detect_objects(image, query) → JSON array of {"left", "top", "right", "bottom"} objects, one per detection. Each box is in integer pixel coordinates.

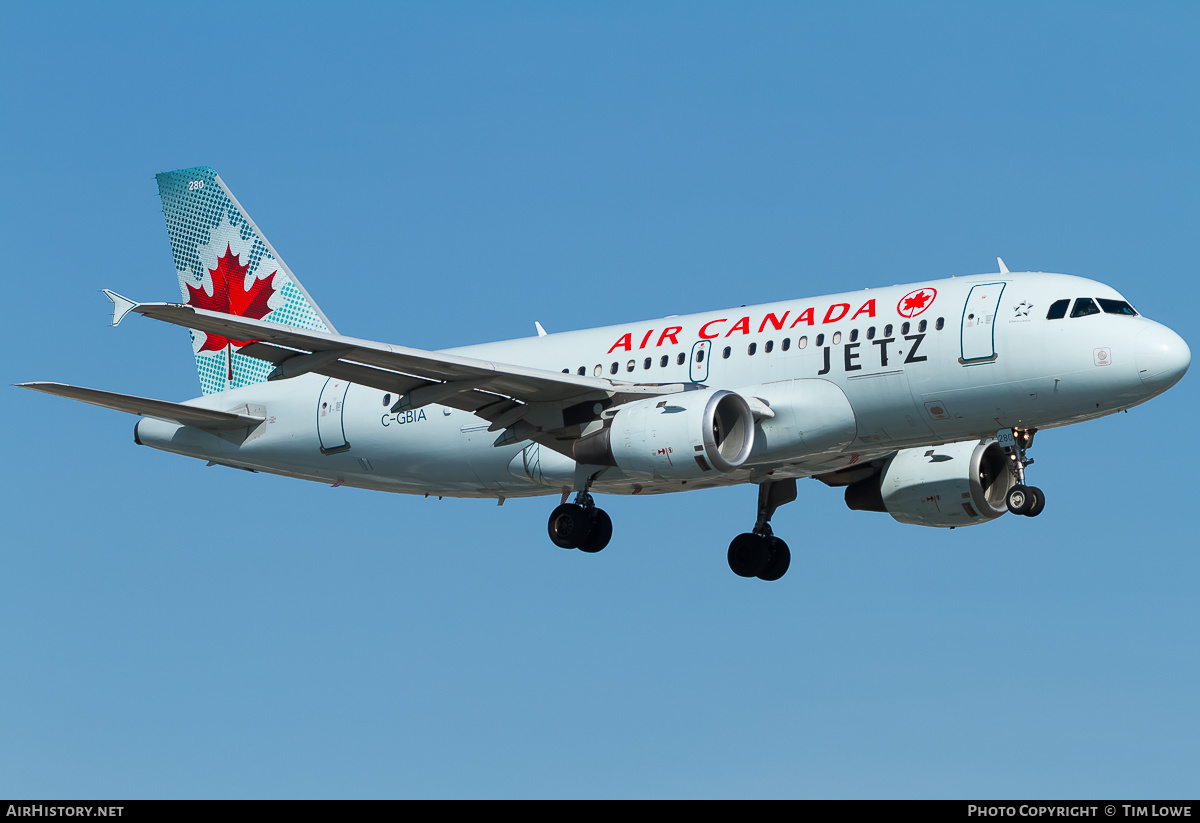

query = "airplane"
[{"left": 19, "top": 167, "right": 1191, "bottom": 581}]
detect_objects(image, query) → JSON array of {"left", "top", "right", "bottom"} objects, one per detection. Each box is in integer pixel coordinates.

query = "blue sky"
[{"left": 2, "top": 2, "right": 1197, "bottom": 798}]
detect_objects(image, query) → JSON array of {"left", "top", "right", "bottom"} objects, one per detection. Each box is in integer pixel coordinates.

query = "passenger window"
[
  {"left": 643, "top": 358, "right": 651, "bottom": 369},
  {"left": 765, "top": 340, "right": 774, "bottom": 353},
  {"left": 660, "top": 355, "right": 669, "bottom": 368},
  {"left": 594, "top": 365, "right": 603, "bottom": 376},
  {"left": 610, "top": 362, "right": 619, "bottom": 375},
  {"left": 867, "top": 326, "right": 875, "bottom": 340},
  {"left": 627, "top": 360, "right": 635, "bottom": 372},
  {"left": 935, "top": 317, "right": 944, "bottom": 330},
  {"left": 578, "top": 367, "right": 586, "bottom": 376},
  {"left": 832, "top": 331, "right": 842, "bottom": 345},
  {"left": 723, "top": 346, "right": 731, "bottom": 359},
  {"left": 1070, "top": 298, "right": 1100, "bottom": 318},
  {"left": 676, "top": 352, "right": 686, "bottom": 365},
  {"left": 850, "top": 329, "right": 859, "bottom": 342},
  {"left": 695, "top": 349, "right": 704, "bottom": 363},
  {"left": 1046, "top": 299, "right": 1069, "bottom": 320},
  {"left": 884, "top": 324, "right": 893, "bottom": 337},
  {"left": 1098, "top": 298, "right": 1137, "bottom": 316},
  {"left": 781, "top": 338, "right": 791, "bottom": 351},
  {"left": 748, "top": 342, "right": 757, "bottom": 356},
  {"left": 798, "top": 336, "right": 808, "bottom": 349},
  {"left": 901, "top": 322, "right": 910, "bottom": 335},
  {"left": 815, "top": 334, "right": 824, "bottom": 346}
]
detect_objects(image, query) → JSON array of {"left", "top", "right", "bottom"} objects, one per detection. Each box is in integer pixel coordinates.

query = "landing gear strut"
[
  {"left": 1002, "top": 427, "right": 1046, "bottom": 518},
  {"left": 727, "top": 479, "right": 796, "bottom": 581},
  {"left": 547, "top": 468, "right": 613, "bottom": 553}
]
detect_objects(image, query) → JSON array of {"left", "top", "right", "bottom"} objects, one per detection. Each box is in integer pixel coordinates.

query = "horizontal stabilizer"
[{"left": 17, "top": 382, "right": 264, "bottom": 430}]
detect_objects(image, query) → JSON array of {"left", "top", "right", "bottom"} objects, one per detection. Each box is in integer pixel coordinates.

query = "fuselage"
[{"left": 135, "top": 271, "right": 1190, "bottom": 499}]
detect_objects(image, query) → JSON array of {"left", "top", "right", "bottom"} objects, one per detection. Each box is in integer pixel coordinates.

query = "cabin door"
[
  {"left": 960, "top": 282, "right": 1006, "bottom": 363},
  {"left": 317, "top": 377, "right": 351, "bottom": 454}
]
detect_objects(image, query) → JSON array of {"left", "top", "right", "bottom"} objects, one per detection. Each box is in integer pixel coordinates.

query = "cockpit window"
[
  {"left": 1046, "top": 299, "right": 1069, "bottom": 320},
  {"left": 1070, "top": 298, "right": 1100, "bottom": 318},
  {"left": 1098, "top": 298, "right": 1137, "bottom": 316}
]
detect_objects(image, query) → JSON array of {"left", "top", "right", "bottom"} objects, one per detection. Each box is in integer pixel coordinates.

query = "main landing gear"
[
  {"left": 544, "top": 474, "right": 798, "bottom": 580},
  {"left": 548, "top": 491, "right": 613, "bottom": 553},
  {"left": 1002, "top": 427, "right": 1046, "bottom": 518},
  {"left": 727, "top": 479, "right": 796, "bottom": 581}
]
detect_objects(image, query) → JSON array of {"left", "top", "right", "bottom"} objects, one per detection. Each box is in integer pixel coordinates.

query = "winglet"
[
  {"left": 535, "top": 321, "right": 548, "bottom": 337},
  {"left": 102, "top": 289, "right": 139, "bottom": 327},
  {"left": 997, "top": 257, "right": 1010, "bottom": 274}
]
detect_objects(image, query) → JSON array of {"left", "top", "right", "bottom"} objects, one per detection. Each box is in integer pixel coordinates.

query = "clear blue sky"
[{"left": 2, "top": 2, "right": 1197, "bottom": 799}]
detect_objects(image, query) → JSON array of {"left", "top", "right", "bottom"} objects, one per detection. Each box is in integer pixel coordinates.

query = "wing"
[{"left": 129, "top": 301, "right": 686, "bottom": 450}]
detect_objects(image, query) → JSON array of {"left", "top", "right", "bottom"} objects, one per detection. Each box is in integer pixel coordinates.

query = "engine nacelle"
[
  {"left": 845, "top": 439, "right": 1015, "bottom": 528},
  {"left": 574, "top": 389, "right": 755, "bottom": 481}
]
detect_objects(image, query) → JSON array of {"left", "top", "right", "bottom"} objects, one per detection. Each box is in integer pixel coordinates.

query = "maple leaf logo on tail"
[{"left": 185, "top": 244, "right": 278, "bottom": 380}]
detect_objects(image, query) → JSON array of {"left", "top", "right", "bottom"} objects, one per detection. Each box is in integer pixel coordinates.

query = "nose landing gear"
[{"left": 1002, "top": 428, "right": 1046, "bottom": 518}]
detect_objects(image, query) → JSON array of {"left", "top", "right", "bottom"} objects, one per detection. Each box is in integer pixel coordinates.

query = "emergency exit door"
[{"left": 690, "top": 340, "right": 711, "bottom": 383}]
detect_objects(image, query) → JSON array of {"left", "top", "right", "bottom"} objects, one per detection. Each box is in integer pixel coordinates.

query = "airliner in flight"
[{"left": 20, "top": 168, "right": 1190, "bottom": 580}]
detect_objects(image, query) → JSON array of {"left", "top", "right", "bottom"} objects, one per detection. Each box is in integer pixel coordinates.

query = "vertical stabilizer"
[{"left": 156, "top": 167, "right": 336, "bottom": 395}]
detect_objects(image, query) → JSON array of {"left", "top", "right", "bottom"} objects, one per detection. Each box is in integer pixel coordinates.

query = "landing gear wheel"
[
  {"left": 1001, "top": 428, "right": 1047, "bottom": 518},
  {"left": 578, "top": 509, "right": 612, "bottom": 553},
  {"left": 548, "top": 503, "right": 594, "bottom": 549},
  {"left": 1006, "top": 484, "right": 1033, "bottom": 516},
  {"left": 728, "top": 533, "right": 770, "bottom": 578},
  {"left": 726, "top": 480, "right": 799, "bottom": 580},
  {"left": 757, "top": 536, "right": 791, "bottom": 581},
  {"left": 1024, "top": 486, "right": 1046, "bottom": 517}
]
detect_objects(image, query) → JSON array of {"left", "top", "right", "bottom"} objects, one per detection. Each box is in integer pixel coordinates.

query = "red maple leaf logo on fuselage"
[
  {"left": 186, "top": 244, "right": 277, "bottom": 352},
  {"left": 896, "top": 287, "right": 937, "bottom": 318}
]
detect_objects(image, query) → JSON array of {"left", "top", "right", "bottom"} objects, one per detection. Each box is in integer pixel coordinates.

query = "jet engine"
[
  {"left": 844, "top": 439, "right": 1015, "bottom": 527},
  {"left": 573, "top": 388, "right": 755, "bottom": 481}
]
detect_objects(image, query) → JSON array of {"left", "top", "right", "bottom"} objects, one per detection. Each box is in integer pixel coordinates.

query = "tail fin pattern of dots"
[{"left": 156, "top": 167, "right": 337, "bottom": 395}]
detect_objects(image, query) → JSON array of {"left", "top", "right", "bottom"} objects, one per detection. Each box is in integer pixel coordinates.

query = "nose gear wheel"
[{"left": 1002, "top": 428, "right": 1046, "bottom": 518}]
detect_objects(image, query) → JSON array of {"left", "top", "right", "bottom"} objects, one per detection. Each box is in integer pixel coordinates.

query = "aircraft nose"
[{"left": 1135, "top": 322, "right": 1190, "bottom": 393}]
